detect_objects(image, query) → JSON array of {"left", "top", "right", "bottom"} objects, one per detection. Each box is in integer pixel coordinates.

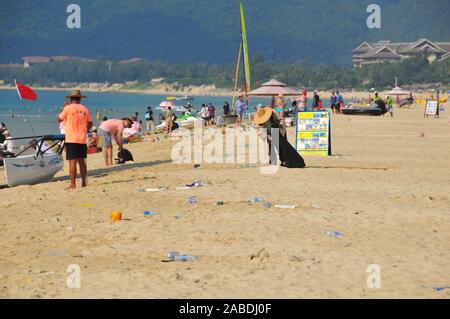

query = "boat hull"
[{"left": 4, "top": 153, "right": 64, "bottom": 187}]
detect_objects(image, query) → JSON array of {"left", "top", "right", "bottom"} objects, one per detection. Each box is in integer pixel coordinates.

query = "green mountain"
[{"left": 0, "top": 0, "right": 449, "bottom": 65}]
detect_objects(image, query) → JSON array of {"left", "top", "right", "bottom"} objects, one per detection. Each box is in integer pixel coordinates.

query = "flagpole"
[{"left": 15, "top": 79, "right": 37, "bottom": 136}]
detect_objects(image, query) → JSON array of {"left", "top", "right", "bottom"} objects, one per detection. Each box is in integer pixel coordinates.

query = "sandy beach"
[{"left": 1, "top": 104, "right": 450, "bottom": 299}]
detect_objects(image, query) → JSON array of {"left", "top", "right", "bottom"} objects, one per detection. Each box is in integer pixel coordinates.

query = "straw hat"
[
  {"left": 253, "top": 107, "right": 273, "bottom": 125},
  {"left": 66, "top": 89, "right": 87, "bottom": 99}
]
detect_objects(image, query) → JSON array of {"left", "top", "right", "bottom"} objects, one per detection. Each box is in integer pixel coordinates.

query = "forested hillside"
[{"left": 1, "top": 0, "right": 449, "bottom": 65}]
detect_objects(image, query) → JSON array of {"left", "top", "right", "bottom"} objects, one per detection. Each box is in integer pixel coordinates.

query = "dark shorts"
[
  {"left": 331, "top": 104, "right": 336, "bottom": 109},
  {"left": 66, "top": 143, "right": 87, "bottom": 160}
]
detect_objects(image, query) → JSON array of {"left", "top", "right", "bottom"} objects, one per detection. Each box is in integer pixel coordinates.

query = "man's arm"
[
  {"left": 115, "top": 129, "right": 124, "bottom": 150},
  {"left": 87, "top": 121, "right": 93, "bottom": 131}
]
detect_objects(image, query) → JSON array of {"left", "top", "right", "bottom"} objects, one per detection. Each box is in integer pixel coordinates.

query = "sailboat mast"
[{"left": 232, "top": 42, "right": 243, "bottom": 108}]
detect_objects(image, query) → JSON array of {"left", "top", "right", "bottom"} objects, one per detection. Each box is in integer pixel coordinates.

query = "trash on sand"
[
  {"left": 80, "top": 204, "right": 96, "bottom": 207},
  {"left": 275, "top": 204, "right": 298, "bottom": 209},
  {"left": 111, "top": 211, "right": 122, "bottom": 222},
  {"left": 194, "top": 164, "right": 201, "bottom": 169},
  {"left": 216, "top": 201, "right": 225, "bottom": 206},
  {"left": 326, "top": 231, "right": 344, "bottom": 238},
  {"left": 174, "top": 213, "right": 181, "bottom": 220},
  {"left": 248, "top": 196, "right": 263, "bottom": 204},
  {"left": 263, "top": 202, "right": 272, "bottom": 208},
  {"left": 176, "top": 187, "right": 191, "bottom": 191},
  {"left": 165, "top": 251, "right": 197, "bottom": 262},
  {"left": 188, "top": 196, "right": 198, "bottom": 204},
  {"left": 186, "top": 180, "right": 210, "bottom": 188},
  {"left": 432, "top": 286, "right": 450, "bottom": 292},
  {"left": 138, "top": 187, "right": 168, "bottom": 192},
  {"left": 312, "top": 204, "right": 321, "bottom": 209},
  {"left": 143, "top": 211, "right": 160, "bottom": 217}
]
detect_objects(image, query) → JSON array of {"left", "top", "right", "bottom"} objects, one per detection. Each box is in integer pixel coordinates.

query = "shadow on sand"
[{"left": 0, "top": 159, "right": 172, "bottom": 188}]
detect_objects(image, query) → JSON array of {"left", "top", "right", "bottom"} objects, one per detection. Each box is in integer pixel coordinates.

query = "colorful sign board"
[
  {"left": 425, "top": 100, "right": 439, "bottom": 117},
  {"left": 296, "top": 112, "right": 331, "bottom": 156}
]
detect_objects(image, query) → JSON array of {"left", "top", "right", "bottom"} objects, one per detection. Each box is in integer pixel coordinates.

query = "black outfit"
[
  {"left": 145, "top": 110, "right": 154, "bottom": 121},
  {"left": 265, "top": 114, "right": 305, "bottom": 169},
  {"left": 312, "top": 94, "right": 320, "bottom": 109},
  {"left": 223, "top": 103, "right": 231, "bottom": 116},
  {"left": 66, "top": 143, "right": 87, "bottom": 160}
]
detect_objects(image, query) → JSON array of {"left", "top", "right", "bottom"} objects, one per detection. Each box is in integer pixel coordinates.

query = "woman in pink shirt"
[{"left": 98, "top": 118, "right": 133, "bottom": 166}]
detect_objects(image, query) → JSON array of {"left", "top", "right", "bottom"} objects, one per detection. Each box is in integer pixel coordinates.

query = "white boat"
[
  {"left": 3, "top": 135, "right": 65, "bottom": 187},
  {"left": 156, "top": 115, "right": 204, "bottom": 131}
]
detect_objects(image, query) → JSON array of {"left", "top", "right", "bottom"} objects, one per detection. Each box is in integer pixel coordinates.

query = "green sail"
[{"left": 240, "top": 2, "right": 251, "bottom": 94}]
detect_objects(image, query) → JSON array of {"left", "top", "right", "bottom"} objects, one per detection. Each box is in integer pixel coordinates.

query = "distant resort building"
[
  {"left": 23, "top": 56, "right": 51, "bottom": 68},
  {"left": 352, "top": 38, "right": 450, "bottom": 68},
  {"left": 22, "top": 56, "right": 96, "bottom": 68}
]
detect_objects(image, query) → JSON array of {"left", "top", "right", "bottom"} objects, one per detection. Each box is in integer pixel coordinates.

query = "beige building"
[{"left": 352, "top": 39, "right": 450, "bottom": 68}]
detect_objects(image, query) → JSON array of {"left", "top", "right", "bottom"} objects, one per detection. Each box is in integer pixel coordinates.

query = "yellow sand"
[{"left": 1, "top": 105, "right": 450, "bottom": 298}]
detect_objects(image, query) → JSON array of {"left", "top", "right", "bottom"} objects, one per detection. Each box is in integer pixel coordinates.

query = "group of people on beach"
[{"left": 57, "top": 89, "right": 137, "bottom": 189}]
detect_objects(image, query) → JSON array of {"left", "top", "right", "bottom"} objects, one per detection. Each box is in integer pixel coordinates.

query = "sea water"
[{"left": 0, "top": 89, "right": 330, "bottom": 137}]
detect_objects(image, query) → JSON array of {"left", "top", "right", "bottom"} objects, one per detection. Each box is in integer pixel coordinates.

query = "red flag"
[{"left": 15, "top": 80, "right": 37, "bottom": 101}]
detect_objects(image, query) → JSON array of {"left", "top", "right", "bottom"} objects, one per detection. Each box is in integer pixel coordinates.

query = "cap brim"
[{"left": 66, "top": 95, "right": 87, "bottom": 99}]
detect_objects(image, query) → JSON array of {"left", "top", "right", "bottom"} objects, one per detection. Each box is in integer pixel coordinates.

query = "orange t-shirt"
[{"left": 58, "top": 103, "right": 92, "bottom": 144}]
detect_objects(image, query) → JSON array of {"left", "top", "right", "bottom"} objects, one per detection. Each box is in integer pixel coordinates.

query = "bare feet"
[{"left": 65, "top": 186, "right": 76, "bottom": 191}]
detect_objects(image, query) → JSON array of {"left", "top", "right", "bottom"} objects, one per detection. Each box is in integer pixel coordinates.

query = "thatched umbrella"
[{"left": 248, "top": 79, "right": 300, "bottom": 107}]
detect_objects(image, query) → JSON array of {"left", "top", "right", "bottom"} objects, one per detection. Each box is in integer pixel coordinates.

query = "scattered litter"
[
  {"left": 248, "top": 196, "right": 263, "bottom": 204},
  {"left": 176, "top": 187, "right": 191, "bottom": 191},
  {"left": 111, "top": 211, "right": 122, "bottom": 222},
  {"left": 186, "top": 180, "right": 210, "bottom": 188},
  {"left": 138, "top": 187, "right": 168, "bottom": 192},
  {"left": 164, "top": 252, "right": 197, "bottom": 262},
  {"left": 432, "top": 286, "right": 450, "bottom": 292},
  {"left": 143, "top": 211, "right": 160, "bottom": 217},
  {"left": 194, "top": 164, "right": 201, "bottom": 169},
  {"left": 312, "top": 204, "right": 321, "bottom": 209},
  {"left": 326, "top": 231, "right": 344, "bottom": 238},
  {"left": 216, "top": 201, "right": 225, "bottom": 206},
  {"left": 275, "top": 204, "right": 298, "bottom": 209},
  {"left": 80, "top": 204, "right": 95, "bottom": 207},
  {"left": 417, "top": 132, "right": 425, "bottom": 138},
  {"left": 188, "top": 196, "right": 198, "bottom": 204},
  {"left": 263, "top": 202, "right": 272, "bottom": 208},
  {"left": 174, "top": 213, "right": 181, "bottom": 220}
]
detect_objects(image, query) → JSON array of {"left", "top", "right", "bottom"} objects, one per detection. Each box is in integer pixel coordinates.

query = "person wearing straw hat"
[
  {"left": 58, "top": 89, "right": 93, "bottom": 190},
  {"left": 254, "top": 107, "right": 305, "bottom": 168}
]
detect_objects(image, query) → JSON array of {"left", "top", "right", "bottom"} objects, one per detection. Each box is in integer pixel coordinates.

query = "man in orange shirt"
[{"left": 58, "top": 90, "right": 93, "bottom": 190}]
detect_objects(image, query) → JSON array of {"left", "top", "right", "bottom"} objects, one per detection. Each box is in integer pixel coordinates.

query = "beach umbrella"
[
  {"left": 386, "top": 86, "right": 410, "bottom": 96},
  {"left": 248, "top": 79, "right": 300, "bottom": 97},
  {"left": 159, "top": 101, "right": 174, "bottom": 108}
]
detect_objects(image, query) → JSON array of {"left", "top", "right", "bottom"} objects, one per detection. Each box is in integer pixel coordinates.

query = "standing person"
[
  {"left": 145, "top": 106, "right": 155, "bottom": 133},
  {"left": 207, "top": 103, "right": 216, "bottom": 125},
  {"left": 276, "top": 94, "right": 285, "bottom": 116},
  {"left": 234, "top": 96, "right": 246, "bottom": 125},
  {"left": 299, "top": 89, "right": 307, "bottom": 112},
  {"left": 165, "top": 107, "right": 174, "bottom": 132},
  {"left": 312, "top": 91, "right": 320, "bottom": 111},
  {"left": 386, "top": 95, "right": 394, "bottom": 117},
  {"left": 98, "top": 117, "right": 133, "bottom": 166},
  {"left": 57, "top": 90, "right": 93, "bottom": 190},
  {"left": 336, "top": 91, "right": 344, "bottom": 114},
  {"left": 59, "top": 99, "right": 70, "bottom": 134},
  {"left": 223, "top": 102, "right": 231, "bottom": 116},
  {"left": 199, "top": 104, "right": 209, "bottom": 126},
  {"left": 330, "top": 92, "right": 337, "bottom": 114}
]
